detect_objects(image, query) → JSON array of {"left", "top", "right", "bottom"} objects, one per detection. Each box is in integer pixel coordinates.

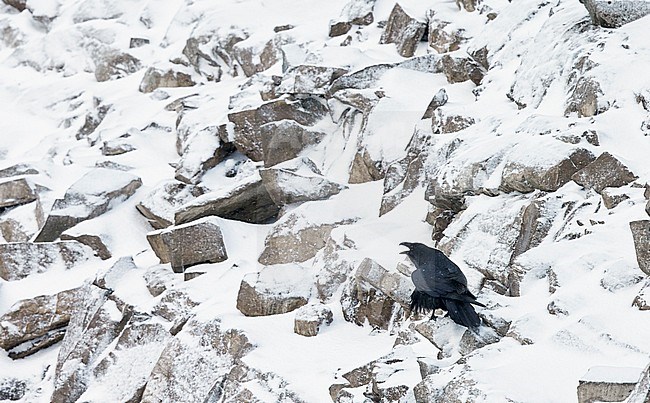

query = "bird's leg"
[{"left": 430, "top": 311, "right": 437, "bottom": 321}]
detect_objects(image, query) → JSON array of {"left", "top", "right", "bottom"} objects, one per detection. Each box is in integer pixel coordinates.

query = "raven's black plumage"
[{"left": 400, "top": 242, "right": 484, "bottom": 328}]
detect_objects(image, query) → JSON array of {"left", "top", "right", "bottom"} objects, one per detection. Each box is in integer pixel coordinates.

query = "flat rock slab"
[
  {"left": 147, "top": 216, "right": 228, "bottom": 272},
  {"left": 35, "top": 168, "right": 142, "bottom": 242},
  {"left": 236, "top": 263, "right": 313, "bottom": 316},
  {"left": 260, "top": 162, "right": 345, "bottom": 206},
  {"left": 630, "top": 220, "right": 650, "bottom": 275},
  {"left": 577, "top": 366, "right": 642, "bottom": 403},
  {"left": 571, "top": 152, "right": 637, "bottom": 193},
  {"left": 0, "top": 178, "right": 37, "bottom": 209},
  {"left": 174, "top": 173, "right": 279, "bottom": 225},
  {"left": 0, "top": 288, "right": 83, "bottom": 351},
  {"left": 136, "top": 180, "right": 207, "bottom": 229},
  {"left": 0, "top": 241, "right": 97, "bottom": 281}
]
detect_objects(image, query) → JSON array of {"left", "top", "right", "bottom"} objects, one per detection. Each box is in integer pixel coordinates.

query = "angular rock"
[
  {"left": 236, "top": 264, "right": 312, "bottom": 316},
  {"left": 260, "top": 162, "right": 345, "bottom": 206},
  {"left": 329, "top": 21, "right": 352, "bottom": 37},
  {"left": 174, "top": 173, "right": 280, "bottom": 225},
  {"left": 143, "top": 264, "right": 178, "bottom": 297},
  {"left": 277, "top": 65, "right": 348, "bottom": 95},
  {"left": 329, "top": 0, "right": 375, "bottom": 37},
  {"left": 458, "top": 327, "right": 500, "bottom": 356},
  {"left": 581, "top": 0, "right": 650, "bottom": 28},
  {"left": 294, "top": 303, "right": 333, "bottom": 336},
  {"left": 0, "top": 178, "right": 37, "bottom": 208},
  {"left": 139, "top": 67, "right": 195, "bottom": 93},
  {"left": 258, "top": 220, "right": 335, "bottom": 265},
  {"left": 151, "top": 289, "right": 200, "bottom": 324},
  {"left": 440, "top": 55, "right": 485, "bottom": 85},
  {"left": 94, "top": 52, "right": 142, "bottom": 82},
  {"left": 182, "top": 36, "right": 223, "bottom": 81},
  {"left": 0, "top": 378, "right": 26, "bottom": 401},
  {"left": 422, "top": 88, "right": 448, "bottom": 119},
  {"left": 633, "top": 278, "right": 650, "bottom": 311},
  {"left": 0, "top": 288, "right": 82, "bottom": 354},
  {"left": 147, "top": 217, "right": 228, "bottom": 273},
  {"left": 601, "top": 187, "right": 630, "bottom": 209},
  {"left": 101, "top": 139, "right": 136, "bottom": 156},
  {"left": 431, "top": 109, "right": 475, "bottom": 134},
  {"left": 572, "top": 152, "right": 637, "bottom": 193},
  {"left": 341, "top": 259, "right": 411, "bottom": 330},
  {"left": 577, "top": 366, "right": 641, "bottom": 403},
  {"left": 76, "top": 100, "right": 111, "bottom": 141},
  {"left": 380, "top": 3, "right": 427, "bottom": 58},
  {"left": 34, "top": 168, "right": 142, "bottom": 242},
  {"left": 0, "top": 241, "right": 96, "bottom": 281},
  {"left": 427, "top": 16, "right": 464, "bottom": 54},
  {"left": 228, "top": 98, "right": 328, "bottom": 162},
  {"left": 136, "top": 180, "right": 207, "bottom": 229},
  {"left": 232, "top": 37, "right": 284, "bottom": 77},
  {"left": 0, "top": 163, "right": 39, "bottom": 179},
  {"left": 0, "top": 200, "right": 45, "bottom": 242},
  {"left": 80, "top": 320, "right": 172, "bottom": 403},
  {"left": 60, "top": 231, "right": 111, "bottom": 260},
  {"left": 141, "top": 318, "right": 252, "bottom": 403},
  {"left": 626, "top": 362, "right": 650, "bottom": 403},
  {"left": 261, "top": 120, "right": 327, "bottom": 167},
  {"left": 52, "top": 284, "right": 133, "bottom": 403},
  {"left": 630, "top": 220, "right": 650, "bottom": 275},
  {"left": 2, "top": 0, "right": 26, "bottom": 12},
  {"left": 175, "top": 128, "right": 236, "bottom": 184},
  {"left": 93, "top": 256, "right": 136, "bottom": 291},
  {"left": 129, "top": 37, "right": 150, "bottom": 48},
  {"left": 565, "top": 77, "right": 603, "bottom": 118},
  {"left": 501, "top": 148, "right": 595, "bottom": 193},
  {"left": 313, "top": 233, "right": 358, "bottom": 300},
  {"left": 349, "top": 148, "right": 384, "bottom": 184}
]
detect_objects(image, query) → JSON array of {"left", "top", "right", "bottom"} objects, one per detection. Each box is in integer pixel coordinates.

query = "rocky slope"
[{"left": 0, "top": 0, "right": 649, "bottom": 402}]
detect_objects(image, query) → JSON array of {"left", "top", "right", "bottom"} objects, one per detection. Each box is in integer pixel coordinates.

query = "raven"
[{"left": 400, "top": 242, "right": 484, "bottom": 328}]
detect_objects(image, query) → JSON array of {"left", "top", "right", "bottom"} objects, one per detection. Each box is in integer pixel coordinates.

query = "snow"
[{"left": 1, "top": 0, "right": 650, "bottom": 401}]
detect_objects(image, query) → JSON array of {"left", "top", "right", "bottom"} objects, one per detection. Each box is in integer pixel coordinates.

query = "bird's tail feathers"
[
  {"left": 410, "top": 290, "right": 438, "bottom": 314},
  {"left": 443, "top": 299, "right": 481, "bottom": 328}
]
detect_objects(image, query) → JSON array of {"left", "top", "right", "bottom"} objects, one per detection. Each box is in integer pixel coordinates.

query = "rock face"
[
  {"left": 626, "top": 363, "right": 650, "bottom": 403},
  {"left": 577, "top": 366, "right": 641, "bottom": 403},
  {"left": 259, "top": 221, "right": 336, "bottom": 265},
  {"left": 141, "top": 318, "right": 252, "bottom": 403},
  {"left": 228, "top": 98, "right": 328, "bottom": 162},
  {"left": 328, "top": 0, "right": 375, "bottom": 37},
  {"left": 147, "top": 217, "right": 228, "bottom": 272},
  {"left": 380, "top": 3, "right": 427, "bottom": 58},
  {"left": 293, "top": 303, "right": 333, "bottom": 336},
  {"left": 95, "top": 52, "right": 142, "bottom": 82},
  {"left": 139, "top": 67, "right": 195, "bottom": 93},
  {"left": 0, "top": 178, "right": 37, "bottom": 208},
  {"left": 136, "top": 180, "right": 207, "bottom": 229},
  {"left": 259, "top": 161, "right": 345, "bottom": 206},
  {"left": 581, "top": 0, "right": 650, "bottom": 28},
  {"left": 341, "top": 258, "right": 413, "bottom": 330},
  {"left": 261, "top": 120, "right": 327, "bottom": 167},
  {"left": 175, "top": 128, "right": 236, "bottom": 184},
  {"left": 630, "top": 220, "right": 650, "bottom": 275},
  {"left": 0, "top": 241, "right": 96, "bottom": 281},
  {"left": 278, "top": 65, "right": 348, "bottom": 96},
  {"left": 0, "top": 200, "right": 45, "bottom": 242},
  {"left": 571, "top": 152, "right": 637, "bottom": 193},
  {"left": 236, "top": 264, "right": 312, "bottom": 316},
  {"left": 501, "top": 148, "right": 595, "bottom": 193},
  {"left": 34, "top": 169, "right": 142, "bottom": 242},
  {"left": 0, "top": 288, "right": 82, "bottom": 358},
  {"left": 51, "top": 284, "right": 133, "bottom": 403},
  {"left": 174, "top": 174, "right": 280, "bottom": 224}
]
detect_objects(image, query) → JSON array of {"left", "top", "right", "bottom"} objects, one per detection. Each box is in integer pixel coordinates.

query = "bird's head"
[{"left": 399, "top": 242, "right": 429, "bottom": 265}]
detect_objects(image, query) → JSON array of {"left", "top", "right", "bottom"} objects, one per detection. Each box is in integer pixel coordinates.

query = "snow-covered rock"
[
  {"left": 139, "top": 67, "right": 195, "bottom": 93},
  {"left": 261, "top": 120, "right": 327, "bottom": 167},
  {"left": 572, "top": 152, "right": 637, "bottom": 193},
  {"left": 0, "top": 241, "right": 97, "bottom": 281},
  {"left": 174, "top": 173, "right": 279, "bottom": 224},
  {"left": 136, "top": 181, "right": 208, "bottom": 229},
  {"left": 0, "top": 178, "right": 37, "bottom": 208},
  {"left": 147, "top": 217, "right": 228, "bottom": 273},
  {"left": 581, "top": 0, "right": 650, "bottom": 28},
  {"left": 577, "top": 366, "right": 641, "bottom": 403},
  {"left": 293, "top": 303, "right": 333, "bottom": 337},
  {"left": 236, "top": 263, "right": 312, "bottom": 316},
  {"left": 34, "top": 168, "right": 142, "bottom": 242},
  {"left": 630, "top": 220, "right": 650, "bottom": 275},
  {"left": 380, "top": 3, "right": 427, "bottom": 58}
]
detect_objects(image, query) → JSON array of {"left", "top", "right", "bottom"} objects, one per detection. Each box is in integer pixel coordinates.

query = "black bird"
[{"left": 400, "top": 242, "right": 485, "bottom": 328}]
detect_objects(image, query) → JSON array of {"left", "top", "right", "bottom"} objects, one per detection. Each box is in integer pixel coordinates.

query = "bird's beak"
[{"left": 399, "top": 242, "right": 412, "bottom": 254}]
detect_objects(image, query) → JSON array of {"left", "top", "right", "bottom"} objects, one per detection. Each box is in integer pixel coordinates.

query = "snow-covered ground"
[{"left": 1, "top": 0, "right": 649, "bottom": 401}]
